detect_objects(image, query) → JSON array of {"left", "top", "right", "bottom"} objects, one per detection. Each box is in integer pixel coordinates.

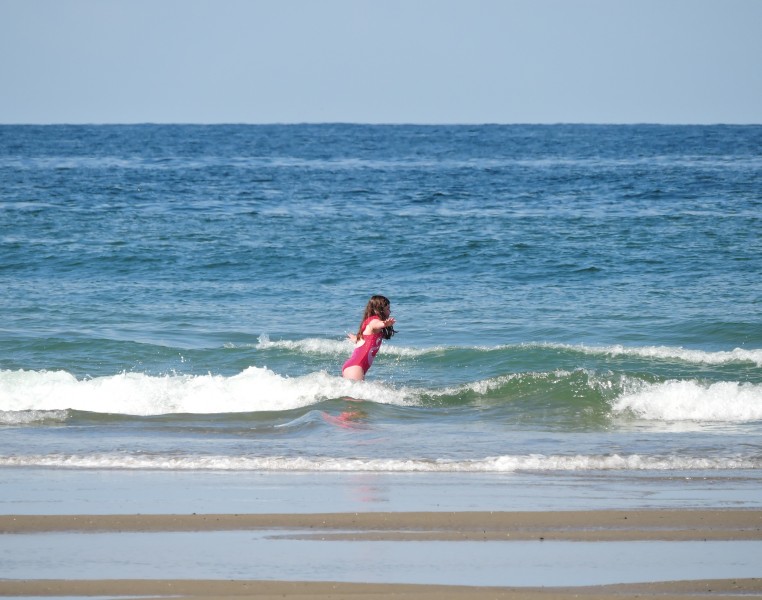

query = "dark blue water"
[{"left": 1, "top": 124, "right": 761, "bottom": 476}]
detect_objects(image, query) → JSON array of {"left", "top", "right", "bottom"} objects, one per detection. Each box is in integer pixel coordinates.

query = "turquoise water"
[{"left": 1, "top": 124, "right": 761, "bottom": 482}]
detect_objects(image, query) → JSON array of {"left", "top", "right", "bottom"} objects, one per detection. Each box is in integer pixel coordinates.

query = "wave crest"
[
  {"left": 613, "top": 380, "right": 762, "bottom": 422},
  {"left": 0, "top": 367, "right": 411, "bottom": 416},
  {"left": 539, "top": 342, "right": 762, "bottom": 367},
  {"left": 3, "top": 364, "right": 760, "bottom": 424},
  {"left": 255, "top": 334, "right": 431, "bottom": 358},
  {"left": 254, "top": 336, "right": 762, "bottom": 366}
]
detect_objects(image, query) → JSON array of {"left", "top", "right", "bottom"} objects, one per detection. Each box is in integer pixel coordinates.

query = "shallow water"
[
  {"left": 2, "top": 470, "right": 760, "bottom": 517},
  {"left": 2, "top": 530, "right": 761, "bottom": 587}
]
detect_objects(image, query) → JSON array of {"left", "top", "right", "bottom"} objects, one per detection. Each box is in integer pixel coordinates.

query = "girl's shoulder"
[{"left": 362, "top": 315, "right": 384, "bottom": 333}]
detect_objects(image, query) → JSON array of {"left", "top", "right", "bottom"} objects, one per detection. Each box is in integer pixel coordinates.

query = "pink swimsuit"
[{"left": 342, "top": 316, "right": 384, "bottom": 374}]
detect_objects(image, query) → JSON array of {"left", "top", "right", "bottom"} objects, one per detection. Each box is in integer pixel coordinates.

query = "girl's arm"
[
  {"left": 364, "top": 317, "right": 395, "bottom": 335},
  {"left": 346, "top": 317, "right": 396, "bottom": 342}
]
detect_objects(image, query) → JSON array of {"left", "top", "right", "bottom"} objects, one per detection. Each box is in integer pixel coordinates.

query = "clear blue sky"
[{"left": 2, "top": 0, "right": 761, "bottom": 124}]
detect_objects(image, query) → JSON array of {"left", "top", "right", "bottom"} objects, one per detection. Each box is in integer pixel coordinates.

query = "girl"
[{"left": 342, "top": 295, "right": 396, "bottom": 381}]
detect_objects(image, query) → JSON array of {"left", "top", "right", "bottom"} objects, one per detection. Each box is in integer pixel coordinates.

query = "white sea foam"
[
  {"left": 537, "top": 342, "right": 762, "bottom": 367},
  {"left": 255, "top": 336, "right": 762, "bottom": 366},
  {"left": 0, "top": 453, "right": 757, "bottom": 472},
  {"left": 255, "top": 334, "right": 348, "bottom": 355},
  {"left": 0, "top": 367, "right": 412, "bottom": 417},
  {"left": 0, "top": 409, "right": 69, "bottom": 425},
  {"left": 613, "top": 380, "right": 762, "bottom": 422},
  {"left": 255, "top": 334, "right": 441, "bottom": 358}
]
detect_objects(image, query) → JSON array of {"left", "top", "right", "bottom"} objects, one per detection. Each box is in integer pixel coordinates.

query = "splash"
[
  {"left": 612, "top": 380, "right": 762, "bottom": 422},
  {"left": 0, "top": 367, "right": 411, "bottom": 417}
]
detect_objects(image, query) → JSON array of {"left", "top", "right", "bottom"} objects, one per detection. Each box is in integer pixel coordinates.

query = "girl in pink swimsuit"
[{"left": 342, "top": 295, "right": 397, "bottom": 381}]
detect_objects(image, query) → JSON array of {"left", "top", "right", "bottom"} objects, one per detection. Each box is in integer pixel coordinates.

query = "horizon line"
[{"left": 2, "top": 121, "right": 760, "bottom": 127}]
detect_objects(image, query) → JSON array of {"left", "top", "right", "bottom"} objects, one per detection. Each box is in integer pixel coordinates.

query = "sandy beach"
[
  {"left": 3, "top": 509, "right": 762, "bottom": 540},
  {"left": 2, "top": 510, "right": 761, "bottom": 598},
  {"left": 1, "top": 577, "right": 761, "bottom": 599}
]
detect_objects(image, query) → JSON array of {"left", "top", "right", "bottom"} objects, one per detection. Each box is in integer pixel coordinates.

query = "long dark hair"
[{"left": 356, "top": 295, "right": 396, "bottom": 341}]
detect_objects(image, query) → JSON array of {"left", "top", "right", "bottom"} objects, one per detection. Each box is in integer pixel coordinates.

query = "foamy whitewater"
[{"left": 1, "top": 124, "right": 761, "bottom": 500}]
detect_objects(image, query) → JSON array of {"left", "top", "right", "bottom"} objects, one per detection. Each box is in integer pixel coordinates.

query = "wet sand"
[
  {"left": 1, "top": 577, "right": 761, "bottom": 599},
  {"left": 3, "top": 509, "right": 761, "bottom": 540},
  {"left": 2, "top": 510, "right": 761, "bottom": 598}
]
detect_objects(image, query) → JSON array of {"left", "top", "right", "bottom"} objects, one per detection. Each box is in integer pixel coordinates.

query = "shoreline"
[
  {"left": 3, "top": 509, "right": 761, "bottom": 541},
  {"left": 4, "top": 510, "right": 761, "bottom": 597},
  {"left": 2, "top": 578, "right": 761, "bottom": 598}
]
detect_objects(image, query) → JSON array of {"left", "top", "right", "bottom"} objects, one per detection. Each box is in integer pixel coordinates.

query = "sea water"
[
  {"left": 3, "top": 530, "right": 762, "bottom": 586},
  {"left": 1, "top": 124, "right": 761, "bottom": 509}
]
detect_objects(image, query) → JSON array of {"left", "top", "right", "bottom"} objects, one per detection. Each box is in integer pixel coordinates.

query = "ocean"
[{"left": 1, "top": 124, "right": 761, "bottom": 512}]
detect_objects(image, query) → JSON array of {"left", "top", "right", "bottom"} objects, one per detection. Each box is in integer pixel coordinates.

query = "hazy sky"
[{"left": 2, "top": 0, "right": 761, "bottom": 124}]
